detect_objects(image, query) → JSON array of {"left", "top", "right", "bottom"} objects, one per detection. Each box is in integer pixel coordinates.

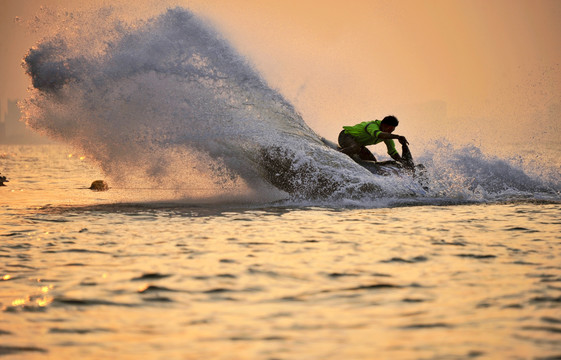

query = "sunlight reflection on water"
[{"left": 1, "top": 145, "right": 560, "bottom": 359}]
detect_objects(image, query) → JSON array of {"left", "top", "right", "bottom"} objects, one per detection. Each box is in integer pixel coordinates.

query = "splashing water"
[
  {"left": 419, "top": 141, "right": 560, "bottom": 202},
  {"left": 20, "top": 6, "right": 560, "bottom": 204},
  {"left": 21, "top": 7, "right": 381, "bottom": 201}
]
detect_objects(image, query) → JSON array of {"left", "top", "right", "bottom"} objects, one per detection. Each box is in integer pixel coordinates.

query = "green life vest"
[{"left": 342, "top": 120, "right": 398, "bottom": 156}]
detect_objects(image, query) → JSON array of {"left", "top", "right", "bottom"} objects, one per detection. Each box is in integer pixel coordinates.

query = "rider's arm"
[
  {"left": 384, "top": 140, "right": 402, "bottom": 161},
  {"left": 377, "top": 132, "right": 409, "bottom": 145}
]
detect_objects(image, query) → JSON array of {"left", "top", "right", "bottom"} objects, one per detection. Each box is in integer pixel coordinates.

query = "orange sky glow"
[{"left": 1, "top": 0, "right": 560, "bottom": 145}]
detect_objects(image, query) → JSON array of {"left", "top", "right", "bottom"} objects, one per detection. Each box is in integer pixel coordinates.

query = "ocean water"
[
  {"left": 1, "top": 144, "right": 561, "bottom": 360},
  {"left": 2, "top": 5, "right": 561, "bottom": 359}
]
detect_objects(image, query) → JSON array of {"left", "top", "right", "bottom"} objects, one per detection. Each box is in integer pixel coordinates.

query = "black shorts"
[
  {"left": 338, "top": 130, "right": 360, "bottom": 149},
  {"left": 338, "top": 130, "right": 376, "bottom": 161}
]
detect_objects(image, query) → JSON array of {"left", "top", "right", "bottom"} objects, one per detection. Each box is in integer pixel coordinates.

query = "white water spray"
[{"left": 20, "top": 6, "right": 560, "bottom": 204}]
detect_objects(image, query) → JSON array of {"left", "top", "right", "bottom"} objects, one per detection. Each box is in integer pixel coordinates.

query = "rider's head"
[{"left": 381, "top": 115, "right": 399, "bottom": 133}]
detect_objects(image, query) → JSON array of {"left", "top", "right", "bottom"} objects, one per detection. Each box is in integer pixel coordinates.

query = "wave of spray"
[
  {"left": 20, "top": 6, "right": 559, "bottom": 205},
  {"left": 21, "top": 7, "right": 386, "bottom": 201},
  {"left": 418, "top": 141, "right": 560, "bottom": 202}
]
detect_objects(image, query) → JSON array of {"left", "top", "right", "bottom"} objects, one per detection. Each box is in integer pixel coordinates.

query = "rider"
[{"left": 338, "top": 115, "right": 409, "bottom": 163}]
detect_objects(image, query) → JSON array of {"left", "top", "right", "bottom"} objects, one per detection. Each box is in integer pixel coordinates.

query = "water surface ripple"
[{"left": 2, "top": 197, "right": 561, "bottom": 359}]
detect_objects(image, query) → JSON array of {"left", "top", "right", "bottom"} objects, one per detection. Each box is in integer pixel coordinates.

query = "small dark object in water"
[
  {"left": 89, "top": 180, "right": 109, "bottom": 191},
  {"left": 0, "top": 173, "right": 8, "bottom": 186}
]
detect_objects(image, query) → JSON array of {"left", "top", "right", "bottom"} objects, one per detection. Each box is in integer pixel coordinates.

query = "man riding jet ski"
[
  {"left": 339, "top": 115, "right": 412, "bottom": 166},
  {"left": 322, "top": 115, "right": 422, "bottom": 176}
]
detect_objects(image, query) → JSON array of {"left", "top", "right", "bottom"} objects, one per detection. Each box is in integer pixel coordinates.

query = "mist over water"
[{"left": 20, "top": 6, "right": 560, "bottom": 205}]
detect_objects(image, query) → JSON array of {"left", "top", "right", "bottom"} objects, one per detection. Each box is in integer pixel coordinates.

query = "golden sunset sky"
[{"left": 1, "top": 0, "right": 560, "bottom": 143}]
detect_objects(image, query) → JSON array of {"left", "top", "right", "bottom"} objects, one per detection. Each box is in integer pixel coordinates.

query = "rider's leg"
[
  {"left": 338, "top": 130, "right": 362, "bottom": 157},
  {"left": 358, "top": 147, "right": 377, "bottom": 161}
]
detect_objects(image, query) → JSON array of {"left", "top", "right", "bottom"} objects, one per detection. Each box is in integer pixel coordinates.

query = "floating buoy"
[{"left": 89, "top": 180, "right": 109, "bottom": 191}]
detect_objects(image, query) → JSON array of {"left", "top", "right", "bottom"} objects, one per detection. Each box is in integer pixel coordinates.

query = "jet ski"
[
  {"left": 258, "top": 138, "right": 428, "bottom": 199},
  {"left": 320, "top": 137, "right": 425, "bottom": 177}
]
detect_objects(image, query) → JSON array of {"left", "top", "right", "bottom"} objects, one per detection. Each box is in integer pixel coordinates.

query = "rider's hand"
[{"left": 397, "top": 136, "right": 409, "bottom": 145}]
